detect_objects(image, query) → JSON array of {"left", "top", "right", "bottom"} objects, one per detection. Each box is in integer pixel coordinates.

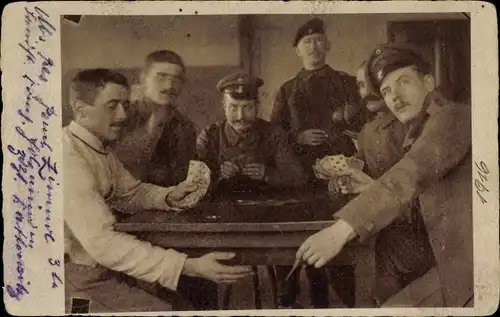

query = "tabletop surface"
[{"left": 115, "top": 187, "right": 353, "bottom": 233}]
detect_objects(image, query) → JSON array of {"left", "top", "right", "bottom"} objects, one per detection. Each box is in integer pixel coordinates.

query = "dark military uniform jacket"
[
  {"left": 270, "top": 65, "right": 365, "bottom": 178},
  {"left": 356, "top": 111, "right": 407, "bottom": 178},
  {"left": 336, "top": 93, "right": 473, "bottom": 306},
  {"left": 112, "top": 92, "right": 197, "bottom": 187},
  {"left": 196, "top": 119, "right": 307, "bottom": 192}
]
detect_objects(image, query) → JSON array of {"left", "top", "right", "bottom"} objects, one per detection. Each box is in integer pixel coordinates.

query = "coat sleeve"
[
  {"left": 64, "top": 151, "right": 187, "bottom": 290},
  {"left": 270, "top": 85, "right": 292, "bottom": 132},
  {"left": 335, "top": 105, "right": 472, "bottom": 241},
  {"left": 265, "top": 127, "right": 308, "bottom": 187},
  {"left": 148, "top": 119, "right": 198, "bottom": 186},
  {"left": 196, "top": 125, "right": 221, "bottom": 181}
]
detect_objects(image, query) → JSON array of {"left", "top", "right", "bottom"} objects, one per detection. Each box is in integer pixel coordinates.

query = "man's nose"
[
  {"left": 115, "top": 103, "right": 128, "bottom": 121},
  {"left": 164, "top": 78, "right": 175, "bottom": 90},
  {"left": 235, "top": 108, "right": 245, "bottom": 120}
]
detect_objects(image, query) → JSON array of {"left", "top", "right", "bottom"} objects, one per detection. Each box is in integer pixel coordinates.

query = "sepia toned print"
[{"left": 1, "top": 1, "right": 498, "bottom": 316}]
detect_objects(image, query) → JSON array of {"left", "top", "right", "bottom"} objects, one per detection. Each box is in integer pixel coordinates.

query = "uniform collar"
[
  {"left": 68, "top": 121, "right": 108, "bottom": 154},
  {"left": 297, "top": 64, "right": 331, "bottom": 80},
  {"left": 224, "top": 120, "right": 260, "bottom": 146},
  {"left": 401, "top": 91, "right": 445, "bottom": 148},
  {"left": 375, "top": 110, "right": 397, "bottom": 129},
  {"left": 133, "top": 85, "right": 178, "bottom": 123}
]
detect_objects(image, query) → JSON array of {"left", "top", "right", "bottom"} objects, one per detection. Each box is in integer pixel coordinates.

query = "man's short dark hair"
[
  {"left": 143, "top": 50, "right": 186, "bottom": 74},
  {"left": 69, "top": 68, "right": 129, "bottom": 107}
]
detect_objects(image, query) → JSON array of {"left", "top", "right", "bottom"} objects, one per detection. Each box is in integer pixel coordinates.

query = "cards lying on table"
[
  {"left": 313, "top": 154, "right": 365, "bottom": 179},
  {"left": 178, "top": 160, "right": 211, "bottom": 205}
]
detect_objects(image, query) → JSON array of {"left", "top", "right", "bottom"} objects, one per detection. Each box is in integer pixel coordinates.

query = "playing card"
[
  {"left": 313, "top": 166, "right": 330, "bottom": 179},
  {"left": 185, "top": 160, "right": 211, "bottom": 186},
  {"left": 179, "top": 160, "right": 211, "bottom": 205},
  {"left": 313, "top": 159, "right": 333, "bottom": 179},
  {"left": 348, "top": 157, "right": 365, "bottom": 171}
]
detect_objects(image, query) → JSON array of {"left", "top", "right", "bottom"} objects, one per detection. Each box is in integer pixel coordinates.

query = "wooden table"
[{"left": 115, "top": 188, "right": 376, "bottom": 309}]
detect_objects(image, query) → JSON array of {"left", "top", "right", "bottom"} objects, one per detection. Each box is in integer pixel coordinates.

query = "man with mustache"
[
  {"left": 329, "top": 61, "right": 436, "bottom": 305},
  {"left": 297, "top": 43, "right": 473, "bottom": 307},
  {"left": 269, "top": 18, "right": 366, "bottom": 309},
  {"left": 112, "top": 50, "right": 197, "bottom": 187},
  {"left": 196, "top": 71, "right": 306, "bottom": 193},
  {"left": 64, "top": 69, "right": 253, "bottom": 313}
]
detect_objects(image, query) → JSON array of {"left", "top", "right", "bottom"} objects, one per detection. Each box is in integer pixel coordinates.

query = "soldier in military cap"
[
  {"left": 329, "top": 60, "right": 436, "bottom": 304},
  {"left": 269, "top": 17, "right": 363, "bottom": 309},
  {"left": 297, "top": 42, "right": 473, "bottom": 307},
  {"left": 270, "top": 18, "right": 372, "bottom": 176},
  {"left": 196, "top": 71, "right": 307, "bottom": 193}
]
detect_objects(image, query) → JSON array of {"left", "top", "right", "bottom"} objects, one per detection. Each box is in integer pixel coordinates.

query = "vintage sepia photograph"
[
  {"left": 1, "top": 1, "right": 498, "bottom": 316},
  {"left": 60, "top": 11, "right": 475, "bottom": 313}
]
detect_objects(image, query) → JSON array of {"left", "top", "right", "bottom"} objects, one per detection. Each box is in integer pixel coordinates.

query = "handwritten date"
[{"left": 474, "top": 161, "right": 490, "bottom": 204}]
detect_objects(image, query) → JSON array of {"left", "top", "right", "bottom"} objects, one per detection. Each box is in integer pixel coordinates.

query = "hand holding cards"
[
  {"left": 167, "top": 160, "right": 211, "bottom": 210},
  {"left": 313, "top": 154, "right": 365, "bottom": 179}
]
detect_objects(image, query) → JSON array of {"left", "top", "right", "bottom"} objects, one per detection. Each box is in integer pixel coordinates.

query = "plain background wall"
[
  {"left": 253, "top": 14, "right": 388, "bottom": 120},
  {"left": 61, "top": 13, "right": 467, "bottom": 127},
  {"left": 61, "top": 15, "right": 241, "bottom": 130},
  {"left": 252, "top": 13, "right": 468, "bottom": 120}
]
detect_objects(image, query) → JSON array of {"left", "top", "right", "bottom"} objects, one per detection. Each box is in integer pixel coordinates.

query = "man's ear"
[
  {"left": 423, "top": 74, "right": 436, "bottom": 92},
  {"left": 139, "top": 69, "right": 148, "bottom": 84},
  {"left": 72, "top": 99, "right": 90, "bottom": 120},
  {"left": 295, "top": 47, "right": 302, "bottom": 58},
  {"left": 325, "top": 39, "right": 332, "bottom": 53}
]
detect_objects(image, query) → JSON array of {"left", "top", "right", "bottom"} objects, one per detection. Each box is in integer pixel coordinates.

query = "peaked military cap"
[
  {"left": 216, "top": 72, "right": 264, "bottom": 100},
  {"left": 365, "top": 42, "right": 431, "bottom": 95},
  {"left": 293, "top": 18, "right": 325, "bottom": 47}
]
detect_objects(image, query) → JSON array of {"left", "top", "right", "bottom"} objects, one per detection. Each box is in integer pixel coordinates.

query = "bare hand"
[
  {"left": 220, "top": 161, "right": 240, "bottom": 179},
  {"left": 297, "top": 129, "right": 329, "bottom": 146},
  {"left": 337, "top": 168, "right": 375, "bottom": 194},
  {"left": 343, "top": 104, "right": 359, "bottom": 124},
  {"left": 332, "top": 108, "right": 344, "bottom": 123},
  {"left": 166, "top": 183, "right": 199, "bottom": 209},
  {"left": 183, "top": 252, "right": 253, "bottom": 284},
  {"left": 327, "top": 176, "right": 342, "bottom": 195},
  {"left": 241, "top": 163, "right": 266, "bottom": 181},
  {"left": 296, "top": 219, "right": 356, "bottom": 268}
]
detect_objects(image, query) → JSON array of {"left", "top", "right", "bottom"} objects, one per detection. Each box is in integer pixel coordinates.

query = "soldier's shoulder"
[
  {"left": 333, "top": 69, "right": 355, "bottom": 82},
  {"left": 201, "top": 120, "right": 224, "bottom": 134},
  {"left": 279, "top": 74, "right": 299, "bottom": 90},
  {"left": 428, "top": 94, "right": 471, "bottom": 118},
  {"left": 259, "top": 119, "right": 287, "bottom": 136}
]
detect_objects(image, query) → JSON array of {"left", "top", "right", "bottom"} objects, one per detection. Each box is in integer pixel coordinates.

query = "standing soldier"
[{"left": 269, "top": 18, "right": 365, "bottom": 308}]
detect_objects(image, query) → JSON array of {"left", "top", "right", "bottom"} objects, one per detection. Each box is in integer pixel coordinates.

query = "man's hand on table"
[
  {"left": 182, "top": 252, "right": 253, "bottom": 284},
  {"left": 220, "top": 161, "right": 240, "bottom": 180},
  {"left": 296, "top": 219, "right": 357, "bottom": 268},
  {"left": 241, "top": 163, "right": 266, "bottom": 181}
]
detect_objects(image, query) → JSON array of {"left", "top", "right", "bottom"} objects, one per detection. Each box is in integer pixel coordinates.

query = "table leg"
[
  {"left": 252, "top": 266, "right": 262, "bottom": 309},
  {"left": 218, "top": 284, "right": 232, "bottom": 310},
  {"left": 266, "top": 266, "right": 279, "bottom": 308}
]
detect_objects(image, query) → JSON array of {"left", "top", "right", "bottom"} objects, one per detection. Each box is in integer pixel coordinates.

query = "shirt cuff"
[
  {"left": 148, "top": 185, "right": 180, "bottom": 211},
  {"left": 157, "top": 250, "right": 188, "bottom": 291},
  {"left": 333, "top": 214, "right": 370, "bottom": 243}
]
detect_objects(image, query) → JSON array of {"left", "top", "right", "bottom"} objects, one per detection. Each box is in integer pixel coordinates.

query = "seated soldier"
[
  {"left": 196, "top": 71, "right": 307, "bottom": 196},
  {"left": 64, "top": 69, "right": 253, "bottom": 313}
]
